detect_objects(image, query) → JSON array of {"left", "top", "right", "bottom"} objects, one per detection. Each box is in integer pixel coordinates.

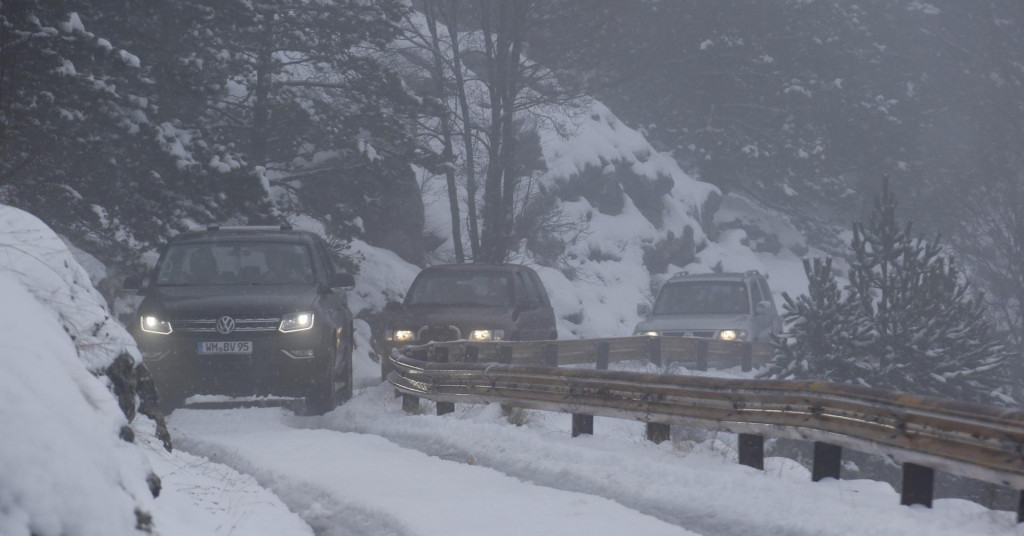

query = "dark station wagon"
[{"left": 380, "top": 263, "right": 557, "bottom": 379}]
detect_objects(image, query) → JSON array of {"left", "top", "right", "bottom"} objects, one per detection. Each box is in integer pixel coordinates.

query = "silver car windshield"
[
  {"left": 653, "top": 281, "right": 750, "bottom": 315},
  {"left": 406, "top": 273, "right": 512, "bottom": 307},
  {"left": 156, "top": 241, "right": 316, "bottom": 286}
]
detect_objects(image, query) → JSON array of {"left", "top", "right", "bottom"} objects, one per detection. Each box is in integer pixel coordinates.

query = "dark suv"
[
  {"left": 128, "top": 225, "right": 355, "bottom": 414},
  {"left": 380, "top": 263, "right": 557, "bottom": 378}
]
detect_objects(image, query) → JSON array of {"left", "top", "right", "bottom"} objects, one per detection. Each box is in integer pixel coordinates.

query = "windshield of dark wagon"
[
  {"left": 405, "top": 272, "right": 512, "bottom": 307},
  {"left": 155, "top": 241, "right": 316, "bottom": 286},
  {"left": 653, "top": 281, "right": 750, "bottom": 315}
]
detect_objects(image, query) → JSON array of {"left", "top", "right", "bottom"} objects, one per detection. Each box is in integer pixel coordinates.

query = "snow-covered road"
[{"left": 166, "top": 362, "right": 1021, "bottom": 536}]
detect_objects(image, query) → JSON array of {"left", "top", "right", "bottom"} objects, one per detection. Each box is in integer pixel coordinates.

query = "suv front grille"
[
  {"left": 662, "top": 330, "right": 717, "bottom": 339},
  {"left": 417, "top": 326, "right": 461, "bottom": 343},
  {"left": 173, "top": 317, "right": 281, "bottom": 333}
]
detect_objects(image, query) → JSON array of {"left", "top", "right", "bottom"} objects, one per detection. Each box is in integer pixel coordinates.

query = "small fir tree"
[{"left": 761, "top": 256, "right": 873, "bottom": 382}]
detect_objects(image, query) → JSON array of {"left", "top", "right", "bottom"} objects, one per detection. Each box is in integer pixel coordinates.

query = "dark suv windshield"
[
  {"left": 406, "top": 272, "right": 512, "bottom": 306},
  {"left": 156, "top": 241, "right": 316, "bottom": 286},
  {"left": 653, "top": 281, "right": 750, "bottom": 315}
]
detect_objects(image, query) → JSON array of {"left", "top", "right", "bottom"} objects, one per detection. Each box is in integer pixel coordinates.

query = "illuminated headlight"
[
  {"left": 470, "top": 329, "right": 504, "bottom": 341},
  {"left": 140, "top": 315, "right": 172, "bottom": 335},
  {"left": 387, "top": 329, "right": 414, "bottom": 343},
  {"left": 636, "top": 330, "right": 660, "bottom": 337},
  {"left": 718, "top": 329, "right": 747, "bottom": 341},
  {"left": 279, "top": 312, "right": 315, "bottom": 333}
]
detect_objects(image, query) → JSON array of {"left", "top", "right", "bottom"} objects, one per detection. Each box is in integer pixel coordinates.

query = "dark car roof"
[
  {"left": 170, "top": 228, "right": 319, "bottom": 245},
  {"left": 419, "top": 263, "right": 537, "bottom": 274}
]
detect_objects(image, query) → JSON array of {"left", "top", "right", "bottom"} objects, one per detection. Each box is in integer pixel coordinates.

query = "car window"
[
  {"left": 406, "top": 272, "right": 512, "bottom": 307},
  {"left": 653, "top": 281, "right": 750, "bottom": 315},
  {"left": 515, "top": 272, "right": 540, "bottom": 304},
  {"left": 156, "top": 241, "right": 316, "bottom": 286},
  {"left": 526, "top": 270, "right": 551, "bottom": 306}
]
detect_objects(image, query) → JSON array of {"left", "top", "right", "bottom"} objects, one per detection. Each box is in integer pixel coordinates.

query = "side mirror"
[
  {"left": 755, "top": 301, "right": 771, "bottom": 315},
  {"left": 331, "top": 272, "right": 355, "bottom": 289},
  {"left": 124, "top": 275, "right": 143, "bottom": 292},
  {"left": 637, "top": 303, "right": 652, "bottom": 317}
]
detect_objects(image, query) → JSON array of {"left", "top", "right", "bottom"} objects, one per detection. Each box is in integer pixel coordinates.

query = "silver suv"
[{"left": 634, "top": 271, "right": 782, "bottom": 342}]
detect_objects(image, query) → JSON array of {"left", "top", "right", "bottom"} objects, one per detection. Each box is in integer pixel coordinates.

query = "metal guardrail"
[{"left": 387, "top": 336, "right": 1024, "bottom": 519}]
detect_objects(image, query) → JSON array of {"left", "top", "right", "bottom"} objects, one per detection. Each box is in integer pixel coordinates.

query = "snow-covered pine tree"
[
  {"left": 761, "top": 256, "right": 873, "bottom": 382},
  {"left": 848, "top": 178, "right": 1011, "bottom": 404}
]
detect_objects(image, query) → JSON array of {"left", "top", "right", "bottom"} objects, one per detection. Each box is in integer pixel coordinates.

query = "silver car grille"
[
  {"left": 173, "top": 317, "right": 280, "bottom": 333},
  {"left": 662, "top": 330, "right": 717, "bottom": 339}
]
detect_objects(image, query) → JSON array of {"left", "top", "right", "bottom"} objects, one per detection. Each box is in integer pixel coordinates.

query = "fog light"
[{"left": 283, "top": 348, "right": 316, "bottom": 359}]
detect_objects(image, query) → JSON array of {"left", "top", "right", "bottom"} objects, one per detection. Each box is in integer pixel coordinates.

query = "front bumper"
[{"left": 138, "top": 328, "right": 330, "bottom": 398}]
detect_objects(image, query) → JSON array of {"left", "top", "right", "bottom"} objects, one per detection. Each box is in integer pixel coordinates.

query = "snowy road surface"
[{"left": 167, "top": 371, "right": 1021, "bottom": 536}]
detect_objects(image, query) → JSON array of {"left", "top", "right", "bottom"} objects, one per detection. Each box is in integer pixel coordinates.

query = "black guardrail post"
[
  {"left": 741, "top": 342, "right": 753, "bottom": 372},
  {"left": 901, "top": 463, "right": 934, "bottom": 508},
  {"left": 1018, "top": 492, "right": 1023, "bottom": 523},
  {"left": 812, "top": 442, "right": 842, "bottom": 482},
  {"left": 544, "top": 343, "right": 558, "bottom": 367},
  {"left": 738, "top": 433, "right": 764, "bottom": 470},
  {"left": 648, "top": 336, "right": 662, "bottom": 368},
  {"left": 573, "top": 342, "right": 609, "bottom": 437},
  {"left": 696, "top": 340, "right": 709, "bottom": 371},
  {"left": 435, "top": 347, "right": 455, "bottom": 416},
  {"left": 499, "top": 345, "right": 513, "bottom": 365},
  {"left": 646, "top": 422, "right": 670, "bottom": 444},
  {"left": 465, "top": 345, "right": 479, "bottom": 363}
]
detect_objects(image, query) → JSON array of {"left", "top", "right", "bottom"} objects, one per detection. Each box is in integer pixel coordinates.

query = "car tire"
[
  {"left": 338, "top": 342, "right": 354, "bottom": 403},
  {"left": 304, "top": 340, "right": 338, "bottom": 416}
]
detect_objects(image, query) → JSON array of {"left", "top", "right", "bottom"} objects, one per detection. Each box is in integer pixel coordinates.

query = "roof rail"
[{"left": 203, "top": 224, "right": 294, "bottom": 232}]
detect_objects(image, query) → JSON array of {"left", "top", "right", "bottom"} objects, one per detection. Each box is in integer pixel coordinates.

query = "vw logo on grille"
[{"left": 216, "top": 316, "right": 236, "bottom": 335}]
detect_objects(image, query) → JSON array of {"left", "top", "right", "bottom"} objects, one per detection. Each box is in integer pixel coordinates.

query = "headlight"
[
  {"left": 718, "top": 329, "right": 747, "bottom": 341},
  {"left": 140, "top": 315, "right": 172, "bottom": 335},
  {"left": 279, "top": 312, "right": 315, "bottom": 333},
  {"left": 636, "top": 330, "right": 660, "bottom": 337},
  {"left": 469, "top": 329, "right": 504, "bottom": 341},
  {"left": 387, "top": 330, "right": 414, "bottom": 343}
]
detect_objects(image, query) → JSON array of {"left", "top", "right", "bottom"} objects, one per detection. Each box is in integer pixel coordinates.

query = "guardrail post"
[
  {"left": 544, "top": 343, "right": 558, "bottom": 367},
  {"left": 572, "top": 342, "right": 609, "bottom": 438},
  {"left": 1017, "top": 492, "right": 1023, "bottom": 523},
  {"left": 648, "top": 336, "right": 662, "bottom": 368},
  {"left": 738, "top": 434, "right": 764, "bottom": 470},
  {"left": 812, "top": 442, "right": 842, "bottom": 482},
  {"left": 741, "top": 342, "right": 753, "bottom": 372},
  {"left": 646, "top": 423, "right": 670, "bottom": 444},
  {"left": 499, "top": 345, "right": 512, "bottom": 365},
  {"left": 900, "top": 463, "right": 934, "bottom": 508},
  {"left": 465, "top": 345, "right": 479, "bottom": 363},
  {"left": 696, "top": 341, "right": 709, "bottom": 371},
  {"left": 435, "top": 347, "right": 454, "bottom": 416},
  {"left": 596, "top": 341, "right": 610, "bottom": 370},
  {"left": 400, "top": 349, "right": 426, "bottom": 412}
]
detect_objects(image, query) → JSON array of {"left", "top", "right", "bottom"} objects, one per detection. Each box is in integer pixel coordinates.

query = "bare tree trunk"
[
  {"left": 479, "top": 0, "right": 507, "bottom": 263},
  {"left": 425, "top": 0, "right": 464, "bottom": 263},
  {"left": 442, "top": 0, "right": 481, "bottom": 259},
  {"left": 251, "top": 9, "right": 273, "bottom": 168}
]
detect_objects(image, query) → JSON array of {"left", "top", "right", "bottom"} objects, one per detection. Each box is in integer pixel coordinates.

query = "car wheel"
[
  {"left": 158, "top": 387, "right": 188, "bottom": 416},
  {"left": 338, "top": 341, "right": 354, "bottom": 403},
  {"left": 304, "top": 340, "right": 338, "bottom": 416}
]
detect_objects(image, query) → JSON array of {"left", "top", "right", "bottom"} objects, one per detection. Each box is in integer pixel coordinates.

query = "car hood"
[
  {"left": 637, "top": 313, "right": 753, "bottom": 332},
  {"left": 392, "top": 305, "right": 512, "bottom": 329},
  {"left": 142, "top": 285, "right": 319, "bottom": 318}
]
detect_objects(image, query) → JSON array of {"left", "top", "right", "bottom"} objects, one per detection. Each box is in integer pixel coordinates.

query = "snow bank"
[
  {"left": 0, "top": 205, "right": 139, "bottom": 372},
  {"left": 0, "top": 272, "right": 154, "bottom": 536}
]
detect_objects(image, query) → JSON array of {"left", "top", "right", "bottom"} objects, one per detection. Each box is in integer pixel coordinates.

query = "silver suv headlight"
[
  {"left": 469, "top": 329, "right": 504, "bottom": 341},
  {"left": 718, "top": 329, "right": 747, "bottom": 341},
  {"left": 279, "top": 312, "right": 315, "bottom": 333}
]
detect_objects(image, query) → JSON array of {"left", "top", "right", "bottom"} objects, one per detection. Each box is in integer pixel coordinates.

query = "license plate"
[{"left": 197, "top": 341, "right": 252, "bottom": 354}]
